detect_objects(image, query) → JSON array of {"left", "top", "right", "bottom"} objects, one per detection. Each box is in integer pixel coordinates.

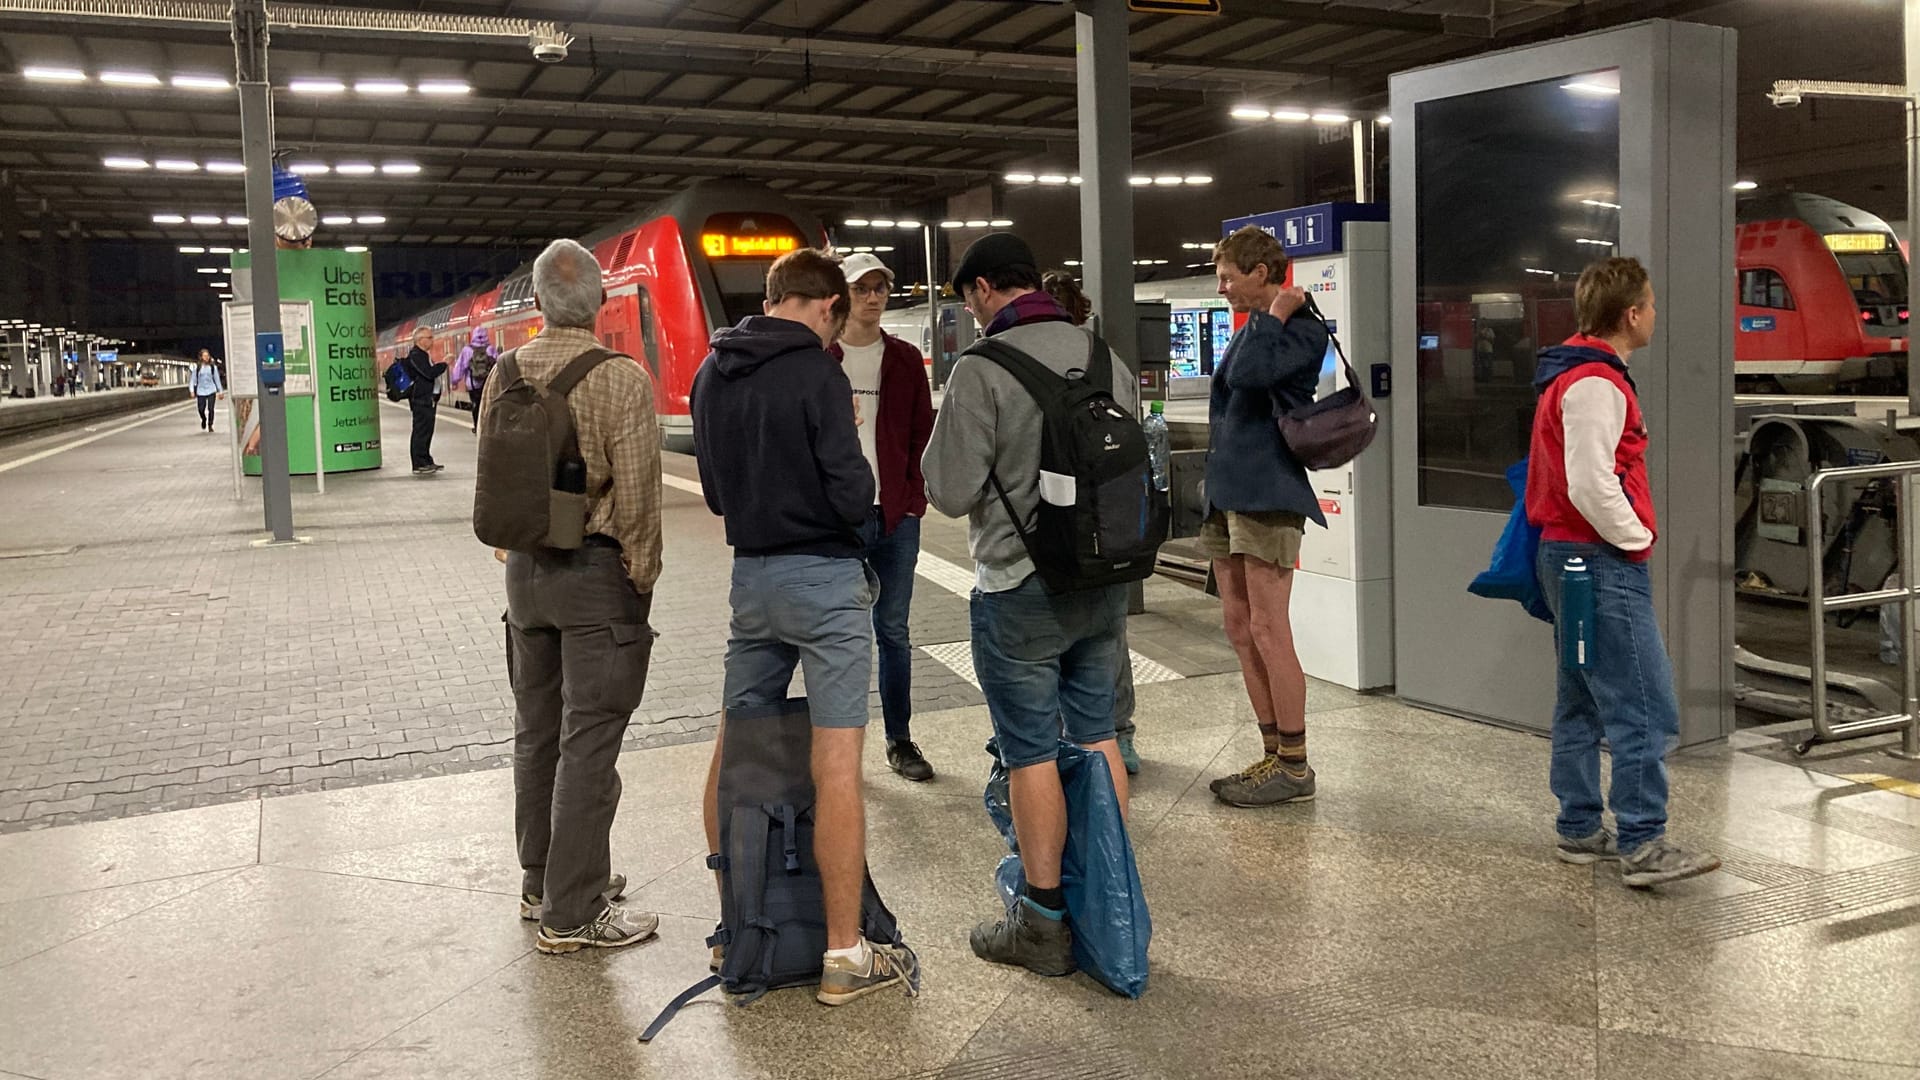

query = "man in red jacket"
[
  {"left": 831, "top": 253, "right": 938, "bottom": 781},
  {"left": 1526, "top": 257, "right": 1720, "bottom": 888}
]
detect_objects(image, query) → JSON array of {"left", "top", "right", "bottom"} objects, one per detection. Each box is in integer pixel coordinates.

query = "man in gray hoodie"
[{"left": 924, "top": 233, "right": 1134, "bottom": 977}]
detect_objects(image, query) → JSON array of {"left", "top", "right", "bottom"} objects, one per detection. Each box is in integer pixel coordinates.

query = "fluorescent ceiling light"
[
  {"left": 154, "top": 159, "right": 200, "bottom": 172},
  {"left": 209, "top": 280, "right": 229, "bottom": 288},
  {"left": 355, "top": 214, "right": 386, "bottom": 225},
  {"left": 354, "top": 80, "right": 408, "bottom": 95},
  {"left": 1129, "top": 176, "right": 1152, "bottom": 186},
  {"left": 24, "top": 67, "right": 86, "bottom": 83},
  {"left": 1580, "top": 198, "right": 1622, "bottom": 209},
  {"left": 964, "top": 219, "right": 989, "bottom": 229},
  {"left": 1376, "top": 114, "right": 1392, "bottom": 125},
  {"left": 1575, "top": 237, "right": 1615, "bottom": 246},
  {"left": 1312, "top": 112, "right": 1350, "bottom": 124},
  {"left": 205, "top": 160, "right": 245, "bottom": 174},
  {"left": 1273, "top": 109, "right": 1312, "bottom": 122},
  {"left": 1561, "top": 81, "right": 1620, "bottom": 96},
  {"left": 288, "top": 78, "right": 347, "bottom": 94},
  {"left": 1524, "top": 268, "right": 1555, "bottom": 276},
  {"left": 895, "top": 219, "right": 921, "bottom": 229},
  {"left": 152, "top": 213, "right": 186, "bottom": 224},
  {"left": 104, "top": 156, "right": 150, "bottom": 170},
  {"left": 990, "top": 219, "right": 1013, "bottom": 228},
  {"left": 172, "top": 74, "right": 230, "bottom": 91},
  {"left": 289, "top": 162, "right": 329, "bottom": 175},
  {"left": 1732, "top": 180, "right": 1758, "bottom": 191},
  {"left": 381, "top": 162, "right": 422, "bottom": 175},
  {"left": 1184, "top": 175, "right": 1212, "bottom": 185},
  {"left": 874, "top": 246, "right": 894, "bottom": 253},
  {"left": 335, "top": 162, "right": 377, "bottom": 175},
  {"left": 417, "top": 81, "right": 470, "bottom": 95},
  {"left": 100, "top": 70, "right": 162, "bottom": 87},
  {"left": 1004, "top": 173, "right": 1037, "bottom": 184},
  {"left": 190, "top": 214, "right": 223, "bottom": 225},
  {"left": 871, "top": 218, "right": 896, "bottom": 228},
  {"left": 196, "top": 267, "right": 220, "bottom": 274},
  {"left": 1231, "top": 106, "right": 1271, "bottom": 121},
  {"left": 321, "top": 215, "right": 354, "bottom": 226},
  {"left": 344, "top": 245, "right": 369, "bottom": 253},
  {"left": 1037, "top": 174, "right": 1070, "bottom": 185},
  {"left": 210, "top": 246, "right": 234, "bottom": 254},
  {"left": 939, "top": 220, "right": 965, "bottom": 229},
  {"left": 843, "top": 218, "right": 869, "bottom": 227},
  {"left": 1153, "top": 176, "right": 1182, "bottom": 186},
  {"left": 226, "top": 215, "right": 248, "bottom": 226},
  {"left": 853, "top": 246, "right": 874, "bottom": 253},
  {"left": 178, "top": 245, "right": 206, "bottom": 253},
  {"left": 219, "top": 293, "right": 233, "bottom": 300}
]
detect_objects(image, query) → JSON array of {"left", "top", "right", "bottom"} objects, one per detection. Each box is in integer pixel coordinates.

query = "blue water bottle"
[{"left": 1559, "top": 557, "right": 1594, "bottom": 670}]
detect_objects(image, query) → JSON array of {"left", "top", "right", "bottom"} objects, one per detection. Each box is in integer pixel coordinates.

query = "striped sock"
[
  {"left": 1259, "top": 724, "right": 1281, "bottom": 756},
  {"left": 1276, "top": 731, "right": 1307, "bottom": 776}
]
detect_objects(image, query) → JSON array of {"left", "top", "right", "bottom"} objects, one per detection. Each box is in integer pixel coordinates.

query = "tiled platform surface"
[{"left": 3, "top": 671, "right": 1920, "bottom": 1080}]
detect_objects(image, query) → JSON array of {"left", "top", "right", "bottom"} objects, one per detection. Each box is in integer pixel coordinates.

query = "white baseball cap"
[{"left": 841, "top": 252, "right": 895, "bottom": 287}]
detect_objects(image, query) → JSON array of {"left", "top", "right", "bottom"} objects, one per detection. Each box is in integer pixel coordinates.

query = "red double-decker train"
[{"left": 375, "top": 181, "right": 827, "bottom": 447}]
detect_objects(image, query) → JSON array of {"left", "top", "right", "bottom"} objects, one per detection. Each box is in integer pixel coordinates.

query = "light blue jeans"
[
  {"left": 1536, "top": 541, "right": 1677, "bottom": 852},
  {"left": 723, "top": 554, "right": 876, "bottom": 728}
]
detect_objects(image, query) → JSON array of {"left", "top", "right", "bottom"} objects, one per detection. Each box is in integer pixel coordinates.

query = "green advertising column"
[{"left": 233, "top": 248, "right": 381, "bottom": 475}]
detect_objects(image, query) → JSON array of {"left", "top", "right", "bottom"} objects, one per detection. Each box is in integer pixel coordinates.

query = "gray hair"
[{"left": 533, "top": 238, "right": 604, "bottom": 328}]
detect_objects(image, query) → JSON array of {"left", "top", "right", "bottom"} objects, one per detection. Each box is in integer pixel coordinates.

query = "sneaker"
[
  {"left": 412, "top": 466, "right": 435, "bottom": 475},
  {"left": 1555, "top": 830, "right": 1620, "bottom": 865},
  {"left": 430, "top": 463, "right": 446, "bottom": 472},
  {"left": 1117, "top": 735, "right": 1141, "bottom": 776},
  {"left": 817, "top": 939, "right": 922, "bottom": 1006},
  {"left": 887, "top": 740, "right": 935, "bottom": 782},
  {"left": 519, "top": 873, "right": 629, "bottom": 921},
  {"left": 1209, "top": 753, "right": 1276, "bottom": 794},
  {"left": 970, "top": 897, "right": 1075, "bottom": 977},
  {"left": 1620, "top": 838, "right": 1722, "bottom": 888},
  {"left": 1216, "top": 758, "right": 1316, "bottom": 808},
  {"left": 535, "top": 901, "right": 659, "bottom": 954}
]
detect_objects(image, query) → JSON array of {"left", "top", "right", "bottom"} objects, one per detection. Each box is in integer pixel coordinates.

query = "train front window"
[
  {"left": 710, "top": 262, "right": 776, "bottom": 326},
  {"left": 1835, "top": 251, "right": 1907, "bottom": 306}
]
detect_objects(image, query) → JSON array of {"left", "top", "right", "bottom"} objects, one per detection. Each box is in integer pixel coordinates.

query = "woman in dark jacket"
[{"left": 1203, "top": 226, "right": 1330, "bottom": 809}]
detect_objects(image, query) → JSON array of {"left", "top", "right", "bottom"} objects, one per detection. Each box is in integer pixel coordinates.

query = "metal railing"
[{"left": 1807, "top": 461, "right": 1920, "bottom": 758}]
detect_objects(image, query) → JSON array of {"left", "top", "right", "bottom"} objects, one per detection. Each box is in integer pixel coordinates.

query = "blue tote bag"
[{"left": 1467, "top": 458, "right": 1553, "bottom": 624}]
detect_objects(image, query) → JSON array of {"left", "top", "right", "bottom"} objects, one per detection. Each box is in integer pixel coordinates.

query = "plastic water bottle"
[
  {"left": 1559, "top": 557, "right": 1594, "bottom": 670},
  {"left": 1142, "top": 400, "right": 1170, "bottom": 492}
]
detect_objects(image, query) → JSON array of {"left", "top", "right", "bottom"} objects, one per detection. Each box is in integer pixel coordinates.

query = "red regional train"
[
  {"left": 375, "top": 181, "right": 828, "bottom": 447},
  {"left": 1734, "top": 192, "right": 1909, "bottom": 392}
]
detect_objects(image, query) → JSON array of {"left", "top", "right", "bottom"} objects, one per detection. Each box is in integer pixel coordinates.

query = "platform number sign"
[{"left": 1128, "top": 0, "right": 1222, "bottom": 11}]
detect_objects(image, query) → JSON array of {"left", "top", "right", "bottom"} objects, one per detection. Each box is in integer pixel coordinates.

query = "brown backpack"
[{"left": 473, "top": 346, "right": 620, "bottom": 552}]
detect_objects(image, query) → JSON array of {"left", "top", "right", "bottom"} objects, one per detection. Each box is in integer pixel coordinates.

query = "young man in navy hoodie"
[
  {"left": 1527, "top": 257, "right": 1720, "bottom": 888},
  {"left": 691, "top": 247, "right": 920, "bottom": 1006}
]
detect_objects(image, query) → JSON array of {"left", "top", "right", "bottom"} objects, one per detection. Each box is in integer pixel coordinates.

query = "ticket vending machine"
[{"left": 1219, "top": 204, "right": 1393, "bottom": 690}]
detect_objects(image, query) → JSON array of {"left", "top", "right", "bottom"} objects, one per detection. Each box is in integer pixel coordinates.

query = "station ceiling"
[{"left": 0, "top": 0, "right": 1717, "bottom": 249}]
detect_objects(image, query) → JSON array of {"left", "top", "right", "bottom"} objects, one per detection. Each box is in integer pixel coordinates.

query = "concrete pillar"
[
  {"left": 1074, "top": 0, "right": 1137, "bottom": 372},
  {"left": 0, "top": 177, "right": 23, "bottom": 319}
]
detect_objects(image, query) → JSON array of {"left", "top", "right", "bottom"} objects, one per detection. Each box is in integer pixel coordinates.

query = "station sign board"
[{"left": 1221, "top": 202, "right": 1388, "bottom": 258}]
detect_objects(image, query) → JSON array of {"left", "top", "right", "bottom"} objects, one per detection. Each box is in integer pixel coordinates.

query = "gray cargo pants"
[{"left": 505, "top": 542, "right": 655, "bottom": 929}]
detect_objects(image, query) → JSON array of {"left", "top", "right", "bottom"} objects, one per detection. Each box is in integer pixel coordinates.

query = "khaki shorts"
[{"left": 1197, "top": 510, "right": 1306, "bottom": 567}]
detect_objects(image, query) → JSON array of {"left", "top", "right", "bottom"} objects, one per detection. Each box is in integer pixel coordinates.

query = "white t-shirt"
[{"left": 840, "top": 337, "right": 885, "bottom": 503}]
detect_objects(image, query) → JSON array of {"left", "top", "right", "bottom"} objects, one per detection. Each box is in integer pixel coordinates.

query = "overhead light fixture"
[
  {"left": 321, "top": 215, "right": 354, "bottom": 226},
  {"left": 172, "top": 74, "right": 230, "bottom": 92},
  {"left": 1733, "top": 179, "right": 1759, "bottom": 191},
  {"left": 344, "top": 245, "right": 369, "bottom": 253},
  {"left": 289, "top": 162, "right": 329, "bottom": 175},
  {"left": 1231, "top": 106, "right": 1272, "bottom": 121},
  {"left": 990, "top": 218, "right": 1013, "bottom": 227},
  {"left": 205, "top": 160, "right": 246, "bottom": 174},
  {"left": 210, "top": 246, "right": 235, "bottom": 254},
  {"left": 100, "top": 70, "right": 162, "bottom": 87},
  {"left": 895, "top": 219, "right": 921, "bottom": 229},
  {"left": 843, "top": 218, "right": 870, "bottom": 227},
  {"left": 226, "top": 215, "right": 248, "bottom": 226},
  {"left": 154, "top": 159, "right": 200, "bottom": 172},
  {"left": 152, "top": 213, "right": 186, "bottom": 224},
  {"left": 1524, "top": 267, "right": 1555, "bottom": 276},
  {"left": 1561, "top": 80, "right": 1621, "bottom": 97},
  {"left": 190, "top": 214, "right": 223, "bottom": 225},
  {"left": 1153, "top": 175, "right": 1182, "bottom": 186},
  {"left": 1069, "top": 176, "right": 1083, "bottom": 185},
  {"left": 104, "top": 156, "right": 150, "bottom": 170},
  {"left": 874, "top": 246, "right": 895, "bottom": 253},
  {"left": 288, "top": 78, "right": 347, "bottom": 94},
  {"left": 24, "top": 67, "right": 86, "bottom": 83},
  {"left": 1273, "top": 109, "right": 1312, "bottom": 122},
  {"left": 939, "top": 220, "right": 965, "bottom": 229},
  {"left": 196, "top": 267, "right": 220, "bottom": 274},
  {"left": 871, "top": 218, "right": 896, "bottom": 228},
  {"left": 178, "top": 245, "right": 206, "bottom": 253},
  {"left": 853, "top": 246, "right": 874, "bottom": 253},
  {"left": 1312, "top": 112, "right": 1350, "bottom": 124},
  {"left": 1184, "top": 175, "right": 1213, "bottom": 185},
  {"left": 354, "top": 79, "right": 408, "bottom": 95},
  {"left": 1037, "top": 174, "right": 1070, "bottom": 185},
  {"left": 965, "top": 219, "right": 989, "bottom": 229},
  {"left": 208, "top": 280, "right": 230, "bottom": 289},
  {"left": 1376, "top": 114, "right": 1392, "bottom": 125},
  {"left": 1575, "top": 237, "right": 1615, "bottom": 246},
  {"left": 355, "top": 214, "right": 386, "bottom": 225},
  {"left": 1004, "top": 173, "right": 1037, "bottom": 184},
  {"left": 1579, "top": 198, "right": 1623, "bottom": 210},
  {"left": 1129, "top": 176, "right": 1152, "bottom": 186},
  {"left": 335, "top": 162, "right": 377, "bottom": 175},
  {"left": 381, "top": 162, "right": 422, "bottom": 175},
  {"left": 417, "top": 80, "right": 471, "bottom": 95}
]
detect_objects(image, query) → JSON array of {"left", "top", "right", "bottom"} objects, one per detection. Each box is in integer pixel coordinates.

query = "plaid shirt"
[{"left": 480, "top": 325, "right": 663, "bottom": 593}]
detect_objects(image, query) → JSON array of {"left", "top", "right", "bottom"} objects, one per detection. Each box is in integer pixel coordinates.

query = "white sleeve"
[{"left": 1561, "top": 378, "right": 1655, "bottom": 552}]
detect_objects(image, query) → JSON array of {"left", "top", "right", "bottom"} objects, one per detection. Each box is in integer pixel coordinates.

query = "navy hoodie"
[{"left": 691, "top": 315, "right": 874, "bottom": 558}]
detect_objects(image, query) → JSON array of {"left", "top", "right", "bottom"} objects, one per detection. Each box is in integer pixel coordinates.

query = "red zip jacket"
[
  {"left": 830, "top": 331, "right": 933, "bottom": 533},
  {"left": 1525, "top": 335, "right": 1658, "bottom": 562}
]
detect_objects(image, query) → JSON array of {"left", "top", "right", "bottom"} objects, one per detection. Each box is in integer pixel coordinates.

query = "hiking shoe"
[
  {"left": 1556, "top": 830, "right": 1620, "bottom": 865},
  {"left": 519, "top": 873, "right": 629, "bottom": 921},
  {"left": 1117, "top": 735, "right": 1141, "bottom": 776},
  {"left": 1217, "top": 758, "right": 1316, "bottom": 808},
  {"left": 970, "top": 898, "right": 1075, "bottom": 977},
  {"left": 1620, "top": 838, "right": 1722, "bottom": 888},
  {"left": 1209, "top": 753, "right": 1276, "bottom": 794},
  {"left": 887, "top": 740, "right": 935, "bottom": 782},
  {"left": 817, "top": 939, "right": 922, "bottom": 1006},
  {"left": 535, "top": 902, "right": 659, "bottom": 954}
]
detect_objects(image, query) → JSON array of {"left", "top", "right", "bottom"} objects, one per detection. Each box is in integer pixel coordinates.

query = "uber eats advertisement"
[{"left": 229, "top": 248, "right": 381, "bottom": 474}]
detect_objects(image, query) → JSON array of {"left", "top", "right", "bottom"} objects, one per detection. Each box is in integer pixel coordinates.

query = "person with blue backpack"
[{"left": 1527, "top": 257, "right": 1720, "bottom": 888}]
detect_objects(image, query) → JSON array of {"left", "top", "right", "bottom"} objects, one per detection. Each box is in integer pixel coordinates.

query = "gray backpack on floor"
[{"left": 639, "top": 697, "right": 912, "bottom": 1043}]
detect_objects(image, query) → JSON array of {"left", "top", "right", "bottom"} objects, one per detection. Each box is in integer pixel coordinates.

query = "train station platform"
[{"left": 2, "top": 398, "right": 1919, "bottom": 1080}]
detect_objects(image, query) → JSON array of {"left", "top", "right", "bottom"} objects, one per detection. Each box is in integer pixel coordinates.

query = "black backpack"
[
  {"left": 639, "top": 697, "right": 912, "bottom": 1043},
  {"left": 964, "top": 332, "right": 1169, "bottom": 593}
]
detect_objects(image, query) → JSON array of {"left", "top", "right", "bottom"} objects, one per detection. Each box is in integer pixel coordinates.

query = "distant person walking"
[
  {"left": 455, "top": 326, "right": 498, "bottom": 432},
  {"left": 403, "top": 327, "right": 448, "bottom": 474},
  {"left": 190, "top": 349, "right": 224, "bottom": 432}
]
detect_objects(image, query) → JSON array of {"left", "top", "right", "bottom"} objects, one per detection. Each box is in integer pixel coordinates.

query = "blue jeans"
[
  {"left": 723, "top": 554, "right": 876, "bottom": 728},
  {"left": 1536, "top": 541, "right": 1677, "bottom": 851},
  {"left": 858, "top": 509, "right": 920, "bottom": 744},
  {"left": 970, "top": 576, "right": 1127, "bottom": 769}
]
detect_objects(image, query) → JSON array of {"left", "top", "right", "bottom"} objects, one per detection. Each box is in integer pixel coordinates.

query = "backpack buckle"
[
  {"left": 707, "top": 928, "right": 732, "bottom": 947},
  {"left": 706, "top": 853, "right": 729, "bottom": 872}
]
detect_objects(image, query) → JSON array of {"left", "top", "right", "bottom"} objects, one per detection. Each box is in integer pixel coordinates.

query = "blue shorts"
[
  {"left": 723, "top": 554, "right": 877, "bottom": 728},
  {"left": 970, "top": 575, "right": 1127, "bottom": 769}
]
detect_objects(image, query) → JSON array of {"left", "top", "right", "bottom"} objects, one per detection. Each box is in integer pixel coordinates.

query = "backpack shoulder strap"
[
  {"left": 963, "top": 337, "right": 1068, "bottom": 406},
  {"left": 637, "top": 975, "right": 723, "bottom": 1043},
  {"left": 493, "top": 348, "right": 522, "bottom": 387},
  {"left": 547, "top": 347, "right": 624, "bottom": 398},
  {"left": 1084, "top": 331, "right": 1115, "bottom": 392}
]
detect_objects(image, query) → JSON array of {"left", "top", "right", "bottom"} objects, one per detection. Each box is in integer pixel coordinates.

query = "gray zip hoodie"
[{"left": 923, "top": 317, "right": 1136, "bottom": 592}]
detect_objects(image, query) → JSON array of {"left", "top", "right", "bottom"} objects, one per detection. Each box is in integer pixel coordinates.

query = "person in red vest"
[{"left": 1526, "top": 256, "right": 1720, "bottom": 889}]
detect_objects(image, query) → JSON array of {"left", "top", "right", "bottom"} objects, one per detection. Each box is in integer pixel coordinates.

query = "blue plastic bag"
[
  {"left": 1467, "top": 458, "right": 1553, "bottom": 624},
  {"left": 983, "top": 738, "right": 1151, "bottom": 998}
]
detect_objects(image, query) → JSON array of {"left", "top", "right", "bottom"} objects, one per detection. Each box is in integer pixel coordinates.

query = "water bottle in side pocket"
[{"left": 1559, "top": 557, "right": 1594, "bottom": 670}]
